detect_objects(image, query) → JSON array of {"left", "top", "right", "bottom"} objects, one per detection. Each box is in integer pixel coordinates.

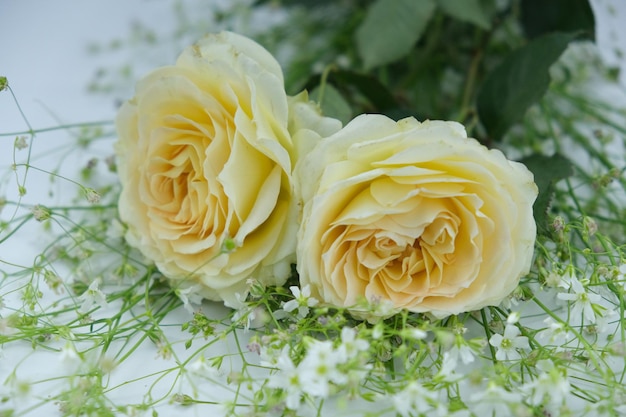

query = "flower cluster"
[{"left": 116, "top": 31, "right": 538, "bottom": 319}]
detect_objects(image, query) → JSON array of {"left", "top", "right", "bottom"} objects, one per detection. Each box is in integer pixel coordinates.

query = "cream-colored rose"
[
  {"left": 295, "top": 114, "right": 538, "bottom": 318},
  {"left": 116, "top": 32, "right": 299, "bottom": 306}
]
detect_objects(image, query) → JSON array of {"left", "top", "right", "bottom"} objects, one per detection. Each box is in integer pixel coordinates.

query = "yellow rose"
[
  {"left": 116, "top": 32, "right": 300, "bottom": 306},
  {"left": 295, "top": 114, "right": 538, "bottom": 318}
]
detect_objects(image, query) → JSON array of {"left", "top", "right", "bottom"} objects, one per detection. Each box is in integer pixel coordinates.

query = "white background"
[{"left": 1, "top": 0, "right": 626, "bottom": 416}]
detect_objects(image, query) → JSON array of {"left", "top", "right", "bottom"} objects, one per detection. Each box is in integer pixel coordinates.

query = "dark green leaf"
[
  {"left": 310, "top": 84, "right": 353, "bottom": 125},
  {"left": 304, "top": 69, "right": 398, "bottom": 112},
  {"left": 521, "top": 0, "right": 595, "bottom": 40},
  {"left": 520, "top": 153, "right": 574, "bottom": 234},
  {"left": 437, "top": 0, "right": 492, "bottom": 30},
  {"left": 477, "top": 32, "right": 578, "bottom": 140},
  {"left": 356, "top": 0, "right": 436, "bottom": 70}
]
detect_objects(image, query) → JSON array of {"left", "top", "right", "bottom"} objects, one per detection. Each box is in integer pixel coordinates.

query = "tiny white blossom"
[
  {"left": 31, "top": 204, "right": 51, "bottom": 221},
  {"left": 403, "top": 327, "right": 428, "bottom": 340},
  {"left": 506, "top": 311, "right": 520, "bottom": 324},
  {"left": 544, "top": 270, "right": 561, "bottom": 288},
  {"left": 557, "top": 276, "right": 601, "bottom": 323},
  {"left": 447, "top": 341, "right": 475, "bottom": 365},
  {"left": 78, "top": 279, "right": 108, "bottom": 313},
  {"left": 489, "top": 324, "right": 529, "bottom": 361},
  {"left": 469, "top": 383, "right": 523, "bottom": 416},
  {"left": 299, "top": 340, "right": 345, "bottom": 396},
  {"left": 436, "top": 351, "right": 463, "bottom": 382},
  {"left": 392, "top": 381, "right": 438, "bottom": 417},
  {"left": 59, "top": 342, "right": 80, "bottom": 364},
  {"left": 558, "top": 268, "right": 578, "bottom": 289},
  {"left": 282, "top": 285, "right": 318, "bottom": 318},
  {"left": 267, "top": 347, "right": 304, "bottom": 410},
  {"left": 616, "top": 263, "right": 626, "bottom": 290},
  {"left": 537, "top": 317, "right": 572, "bottom": 347},
  {"left": 189, "top": 355, "right": 220, "bottom": 378},
  {"left": 336, "top": 327, "right": 369, "bottom": 363},
  {"left": 230, "top": 292, "right": 257, "bottom": 330},
  {"left": 14, "top": 136, "right": 28, "bottom": 150},
  {"left": 522, "top": 360, "right": 570, "bottom": 410},
  {"left": 175, "top": 285, "right": 203, "bottom": 314},
  {"left": 84, "top": 188, "right": 101, "bottom": 204}
]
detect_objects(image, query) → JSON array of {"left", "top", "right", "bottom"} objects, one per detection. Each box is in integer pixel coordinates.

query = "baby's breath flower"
[
  {"left": 14, "top": 136, "right": 28, "bottom": 150},
  {"left": 469, "top": 382, "right": 523, "bottom": 416},
  {"left": 544, "top": 270, "right": 562, "bottom": 288},
  {"left": 489, "top": 324, "right": 529, "bottom": 361},
  {"left": 392, "top": 381, "right": 438, "bottom": 416},
  {"left": 282, "top": 285, "right": 318, "bottom": 318},
  {"left": 522, "top": 360, "right": 570, "bottom": 410},
  {"left": 436, "top": 351, "right": 464, "bottom": 382},
  {"left": 557, "top": 276, "right": 601, "bottom": 323},
  {"left": 267, "top": 347, "right": 304, "bottom": 410},
  {"left": 189, "top": 354, "right": 220, "bottom": 378},
  {"left": 77, "top": 279, "right": 108, "bottom": 314},
  {"left": 175, "top": 284, "right": 203, "bottom": 314},
  {"left": 42, "top": 269, "right": 64, "bottom": 294},
  {"left": 447, "top": 337, "right": 476, "bottom": 365},
  {"left": 83, "top": 187, "right": 101, "bottom": 204},
  {"left": 506, "top": 311, "right": 521, "bottom": 324},
  {"left": 402, "top": 327, "right": 428, "bottom": 341},
  {"left": 616, "top": 263, "right": 626, "bottom": 290},
  {"left": 59, "top": 342, "right": 80, "bottom": 364},
  {"left": 583, "top": 216, "right": 598, "bottom": 236},
  {"left": 537, "top": 317, "right": 573, "bottom": 347},
  {"left": 31, "top": 204, "right": 51, "bottom": 221},
  {"left": 336, "top": 327, "right": 369, "bottom": 363},
  {"left": 299, "top": 340, "right": 345, "bottom": 396}
]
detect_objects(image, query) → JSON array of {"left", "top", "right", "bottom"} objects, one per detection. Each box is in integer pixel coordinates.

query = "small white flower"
[
  {"left": 175, "top": 285, "right": 204, "bottom": 314},
  {"left": 506, "top": 311, "right": 520, "bottom": 325},
  {"left": 522, "top": 360, "right": 570, "bottom": 410},
  {"left": 78, "top": 279, "right": 108, "bottom": 313},
  {"left": 282, "top": 285, "right": 318, "bottom": 318},
  {"left": 403, "top": 327, "right": 428, "bottom": 341},
  {"left": 59, "top": 342, "right": 80, "bottom": 364},
  {"left": 489, "top": 324, "right": 529, "bottom": 361},
  {"left": 447, "top": 341, "right": 475, "bottom": 365},
  {"left": 14, "top": 136, "right": 28, "bottom": 150},
  {"left": 299, "top": 340, "right": 344, "bottom": 397},
  {"left": 616, "top": 263, "right": 626, "bottom": 290},
  {"left": 188, "top": 355, "right": 220, "bottom": 378},
  {"left": 31, "top": 204, "right": 51, "bottom": 221},
  {"left": 558, "top": 268, "right": 578, "bottom": 289},
  {"left": 436, "top": 351, "right": 463, "bottom": 382},
  {"left": 557, "top": 276, "right": 601, "bottom": 323},
  {"left": 537, "top": 317, "right": 572, "bottom": 347},
  {"left": 84, "top": 188, "right": 101, "bottom": 204},
  {"left": 336, "top": 327, "right": 369, "bottom": 363},
  {"left": 469, "top": 383, "right": 523, "bottom": 416},
  {"left": 267, "top": 347, "right": 304, "bottom": 410},
  {"left": 544, "top": 270, "right": 561, "bottom": 288},
  {"left": 392, "top": 381, "right": 438, "bottom": 417}
]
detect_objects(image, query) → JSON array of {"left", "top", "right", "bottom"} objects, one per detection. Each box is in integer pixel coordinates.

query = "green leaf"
[
  {"left": 304, "top": 69, "right": 397, "bottom": 112},
  {"left": 355, "top": 0, "right": 436, "bottom": 70},
  {"left": 437, "top": 0, "right": 492, "bottom": 30},
  {"left": 520, "top": 153, "right": 574, "bottom": 234},
  {"left": 521, "top": 0, "right": 595, "bottom": 40},
  {"left": 477, "top": 32, "right": 578, "bottom": 140},
  {"left": 310, "top": 84, "right": 353, "bottom": 125}
]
